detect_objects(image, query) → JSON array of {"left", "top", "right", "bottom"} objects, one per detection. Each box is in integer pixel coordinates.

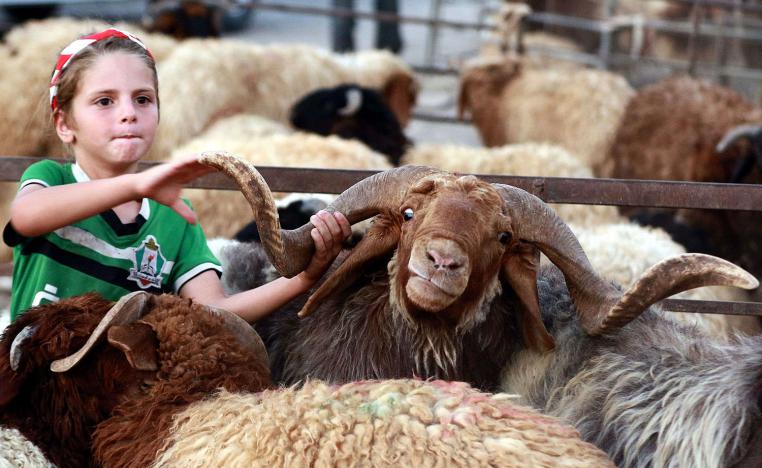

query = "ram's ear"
[
  {"left": 382, "top": 72, "right": 418, "bottom": 128},
  {"left": 107, "top": 321, "right": 159, "bottom": 371},
  {"left": 299, "top": 213, "right": 401, "bottom": 318},
  {"left": 501, "top": 241, "right": 555, "bottom": 352}
]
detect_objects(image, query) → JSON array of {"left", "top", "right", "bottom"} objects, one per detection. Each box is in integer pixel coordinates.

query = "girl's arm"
[
  {"left": 180, "top": 210, "right": 352, "bottom": 323},
  {"left": 9, "top": 158, "right": 213, "bottom": 237}
]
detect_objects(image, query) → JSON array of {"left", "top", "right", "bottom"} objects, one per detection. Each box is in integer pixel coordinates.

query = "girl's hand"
[
  {"left": 134, "top": 155, "right": 214, "bottom": 223},
  {"left": 302, "top": 210, "right": 352, "bottom": 282}
]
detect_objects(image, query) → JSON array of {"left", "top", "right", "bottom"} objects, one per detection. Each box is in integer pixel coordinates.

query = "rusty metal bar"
[
  {"left": 662, "top": 299, "right": 762, "bottom": 316},
  {"left": 669, "top": 0, "right": 762, "bottom": 14},
  {"left": 242, "top": 1, "right": 491, "bottom": 31},
  {"left": 3, "top": 157, "right": 762, "bottom": 211}
]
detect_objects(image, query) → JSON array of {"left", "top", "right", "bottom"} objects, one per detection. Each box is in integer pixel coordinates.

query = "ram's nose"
[{"left": 425, "top": 239, "right": 467, "bottom": 272}]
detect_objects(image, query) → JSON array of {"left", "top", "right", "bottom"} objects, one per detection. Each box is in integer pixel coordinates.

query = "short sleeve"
[
  {"left": 170, "top": 199, "right": 223, "bottom": 293},
  {"left": 17, "top": 159, "right": 66, "bottom": 192},
  {"left": 3, "top": 160, "right": 67, "bottom": 247}
]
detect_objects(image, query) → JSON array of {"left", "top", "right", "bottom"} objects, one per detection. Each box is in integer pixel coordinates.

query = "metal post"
[{"left": 424, "top": 0, "right": 444, "bottom": 67}]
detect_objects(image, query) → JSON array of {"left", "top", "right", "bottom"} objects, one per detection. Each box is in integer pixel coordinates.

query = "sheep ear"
[
  {"left": 299, "top": 214, "right": 401, "bottom": 318},
  {"left": 382, "top": 72, "right": 417, "bottom": 127},
  {"left": 107, "top": 321, "right": 159, "bottom": 371},
  {"left": 501, "top": 242, "right": 555, "bottom": 352}
]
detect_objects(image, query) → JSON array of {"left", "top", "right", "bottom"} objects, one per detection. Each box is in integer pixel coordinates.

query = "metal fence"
[
  {"left": 2, "top": 155, "right": 761, "bottom": 317},
  {"left": 238, "top": 0, "right": 762, "bottom": 104}
]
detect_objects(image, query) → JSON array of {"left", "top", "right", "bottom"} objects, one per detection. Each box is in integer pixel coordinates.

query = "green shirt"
[{"left": 3, "top": 160, "right": 222, "bottom": 321}]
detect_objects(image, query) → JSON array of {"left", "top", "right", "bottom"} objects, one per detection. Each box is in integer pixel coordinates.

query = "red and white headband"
[{"left": 49, "top": 28, "right": 153, "bottom": 113}]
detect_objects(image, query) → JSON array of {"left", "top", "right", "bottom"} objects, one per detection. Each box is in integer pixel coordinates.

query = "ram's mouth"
[{"left": 405, "top": 270, "right": 463, "bottom": 312}]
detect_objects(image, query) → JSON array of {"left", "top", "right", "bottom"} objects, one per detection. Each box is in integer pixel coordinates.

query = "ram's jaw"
[{"left": 389, "top": 236, "right": 502, "bottom": 333}]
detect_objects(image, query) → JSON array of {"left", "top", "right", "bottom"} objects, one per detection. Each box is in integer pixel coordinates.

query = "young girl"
[{"left": 2, "top": 28, "right": 351, "bottom": 323}]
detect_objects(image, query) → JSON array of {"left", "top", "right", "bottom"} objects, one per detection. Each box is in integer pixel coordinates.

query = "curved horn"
[
  {"left": 716, "top": 124, "right": 762, "bottom": 153},
  {"left": 592, "top": 254, "right": 758, "bottom": 334},
  {"left": 200, "top": 151, "right": 440, "bottom": 276},
  {"left": 199, "top": 151, "right": 302, "bottom": 276},
  {"left": 206, "top": 306, "right": 269, "bottom": 365},
  {"left": 493, "top": 184, "right": 622, "bottom": 334},
  {"left": 10, "top": 325, "right": 37, "bottom": 372},
  {"left": 50, "top": 291, "right": 152, "bottom": 372}
]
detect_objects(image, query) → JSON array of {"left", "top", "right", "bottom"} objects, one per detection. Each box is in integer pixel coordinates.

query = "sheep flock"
[{"left": 2, "top": 7, "right": 762, "bottom": 468}]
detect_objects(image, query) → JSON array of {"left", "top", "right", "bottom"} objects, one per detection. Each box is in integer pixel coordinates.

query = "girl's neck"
[{"left": 75, "top": 159, "right": 139, "bottom": 180}]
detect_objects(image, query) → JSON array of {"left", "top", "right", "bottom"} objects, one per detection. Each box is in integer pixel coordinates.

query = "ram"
[{"left": 200, "top": 152, "right": 755, "bottom": 391}]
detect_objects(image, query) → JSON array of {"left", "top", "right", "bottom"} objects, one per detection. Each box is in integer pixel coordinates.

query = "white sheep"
[
  {"left": 152, "top": 379, "right": 614, "bottom": 467},
  {"left": 458, "top": 56, "right": 634, "bottom": 174},
  {"left": 0, "top": 426, "right": 54, "bottom": 468},
  {"left": 401, "top": 142, "right": 623, "bottom": 227},
  {"left": 170, "top": 118, "right": 391, "bottom": 238},
  {"left": 148, "top": 41, "right": 417, "bottom": 161}
]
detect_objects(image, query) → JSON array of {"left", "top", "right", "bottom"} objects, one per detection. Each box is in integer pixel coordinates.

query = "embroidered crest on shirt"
[{"left": 128, "top": 236, "right": 166, "bottom": 289}]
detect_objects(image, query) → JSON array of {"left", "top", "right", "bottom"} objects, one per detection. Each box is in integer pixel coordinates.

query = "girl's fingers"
[
  {"left": 317, "top": 210, "right": 343, "bottom": 238},
  {"left": 311, "top": 214, "right": 334, "bottom": 251},
  {"left": 311, "top": 227, "right": 326, "bottom": 253},
  {"left": 333, "top": 212, "right": 352, "bottom": 239}
]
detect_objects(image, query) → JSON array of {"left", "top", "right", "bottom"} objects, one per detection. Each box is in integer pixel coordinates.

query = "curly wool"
[
  {"left": 171, "top": 129, "right": 391, "bottom": 238},
  {"left": 401, "top": 142, "right": 622, "bottom": 227},
  {"left": 153, "top": 379, "right": 614, "bottom": 467},
  {"left": 0, "top": 426, "right": 54, "bottom": 468}
]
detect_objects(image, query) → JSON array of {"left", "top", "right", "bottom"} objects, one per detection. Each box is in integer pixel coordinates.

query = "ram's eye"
[
  {"left": 402, "top": 208, "right": 414, "bottom": 221},
  {"left": 498, "top": 232, "right": 512, "bottom": 244}
]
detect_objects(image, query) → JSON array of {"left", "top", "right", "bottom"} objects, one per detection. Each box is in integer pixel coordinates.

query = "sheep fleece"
[{"left": 153, "top": 379, "right": 613, "bottom": 467}]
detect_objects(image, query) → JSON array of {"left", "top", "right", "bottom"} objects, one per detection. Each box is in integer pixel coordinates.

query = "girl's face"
[{"left": 56, "top": 52, "right": 159, "bottom": 178}]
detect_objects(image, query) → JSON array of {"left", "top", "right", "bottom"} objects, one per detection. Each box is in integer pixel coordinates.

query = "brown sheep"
[
  {"left": 199, "top": 152, "right": 756, "bottom": 390},
  {"left": 458, "top": 56, "right": 634, "bottom": 173},
  {"left": 0, "top": 292, "right": 270, "bottom": 468},
  {"left": 601, "top": 75, "right": 762, "bottom": 300}
]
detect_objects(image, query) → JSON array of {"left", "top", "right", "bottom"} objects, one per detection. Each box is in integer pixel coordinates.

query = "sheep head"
[
  {"left": 458, "top": 57, "right": 522, "bottom": 146},
  {"left": 201, "top": 152, "right": 759, "bottom": 351}
]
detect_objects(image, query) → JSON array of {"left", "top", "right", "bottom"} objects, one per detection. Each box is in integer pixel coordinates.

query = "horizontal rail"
[
  {"left": 661, "top": 299, "right": 762, "bottom": 316},
  {"left": 244, "top": 1, "right": 490, "bottom": 31},
  {"left": 2, "top": 156, "right": 762, "bottom": 211}
]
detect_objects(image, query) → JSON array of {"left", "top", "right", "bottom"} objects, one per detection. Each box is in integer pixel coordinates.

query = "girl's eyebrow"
[{"left": 85, "top": 87, "right": 156, "bottom": 96}]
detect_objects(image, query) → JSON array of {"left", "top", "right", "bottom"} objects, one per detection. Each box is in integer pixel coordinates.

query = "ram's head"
[{"left": 201, "top": 152, "right": 758, "bottom": 352}]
